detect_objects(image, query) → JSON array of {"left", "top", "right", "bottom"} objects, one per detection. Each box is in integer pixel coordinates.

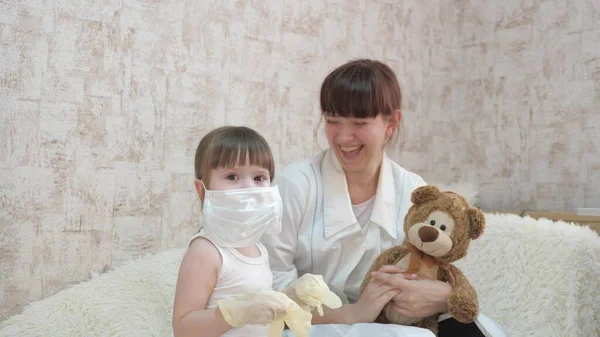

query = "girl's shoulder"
[{"left": 184, "top": 235, "right": 223, "bottom": 272}]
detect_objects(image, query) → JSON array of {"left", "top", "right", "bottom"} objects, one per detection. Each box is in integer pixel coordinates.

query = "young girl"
[
  {"left": 172, "top": 126, "right": 338, "bottom": 337},
  {"left": 172, "top": 126, "right": 296, "bottom": 337}
]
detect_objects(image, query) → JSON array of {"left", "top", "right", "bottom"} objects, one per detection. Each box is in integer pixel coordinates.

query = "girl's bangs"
[{"left": 207, "top": 130, "right": 275, "bottom": 177}]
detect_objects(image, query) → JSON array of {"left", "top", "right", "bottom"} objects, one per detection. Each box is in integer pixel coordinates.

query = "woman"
[{"left": 261, "top": 59, "right": 507, "bottom": 337}]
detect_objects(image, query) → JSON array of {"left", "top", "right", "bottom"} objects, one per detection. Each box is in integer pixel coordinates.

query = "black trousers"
[{"left": 438, "top": 317, "right": 486, "bottom": 337}]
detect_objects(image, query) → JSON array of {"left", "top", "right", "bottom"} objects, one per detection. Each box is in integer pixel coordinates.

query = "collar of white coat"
[{"left": 321, "top": 149, "right": 400, "bottom": 239}]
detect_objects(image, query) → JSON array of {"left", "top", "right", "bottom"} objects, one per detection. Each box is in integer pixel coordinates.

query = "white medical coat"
[{"left": 261, "top": 149, "right": 426, "bottom": 303}]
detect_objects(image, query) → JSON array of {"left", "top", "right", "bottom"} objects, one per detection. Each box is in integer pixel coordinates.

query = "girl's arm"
[
  {"left": 172, "top": 237, "right": 231, "bottom": 337},
  {"left": 310, "top": 276, "right": 402, "bottom": 325},
  {"left": 310, "top": 304, "right": 357, "bottom": 324}
]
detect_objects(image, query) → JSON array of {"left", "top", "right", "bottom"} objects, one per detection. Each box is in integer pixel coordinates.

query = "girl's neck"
[{"left": 345, "top": 158, "right": 382, "bottom": 205}]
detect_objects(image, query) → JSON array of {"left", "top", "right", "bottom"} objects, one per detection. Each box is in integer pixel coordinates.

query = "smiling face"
[
  {"left": 318, "top": 59, "right": 403, "bottom": 174},
  {"left": 324, "top": 114, "right": 396, "bottom": 174}
]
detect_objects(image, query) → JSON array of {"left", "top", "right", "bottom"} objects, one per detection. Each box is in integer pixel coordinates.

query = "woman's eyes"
[
  {"left": 226, "top": 174, "right": 239, "bottom": 180},
  {"left": 254, "top": 176, "right": 268, "bottom": 182},
  {"left": 325, "top": 119, "right": 367, "bottom": 126}
]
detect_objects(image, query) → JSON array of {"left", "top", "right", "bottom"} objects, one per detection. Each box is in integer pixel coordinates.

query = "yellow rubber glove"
[
  {"left": 217, "top": 289, "right": 290, "bottom": 327},
  {"left": 283, "top": 273, "right": 343, "bottom": 316},
  {"left": 217, "top": 289, "right": 312, "bottom": 337},
  {"left": 268, "top": 299, "right": 312, "bottom": 337}
]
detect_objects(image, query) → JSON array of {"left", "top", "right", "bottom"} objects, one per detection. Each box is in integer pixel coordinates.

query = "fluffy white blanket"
[
  {"left": 0, "top": 248, "right": 183, "bottom": 337},
  {"left": 1, "top": 213, "right": 598, "bottom": 337},
  {"left": 456, "top": 213, "right": 600, "bottom": 337}
]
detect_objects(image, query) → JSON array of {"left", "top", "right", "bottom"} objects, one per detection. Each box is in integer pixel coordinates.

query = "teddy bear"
[{"left": 359, "top": 185, "right": 485, "bottom": 336}]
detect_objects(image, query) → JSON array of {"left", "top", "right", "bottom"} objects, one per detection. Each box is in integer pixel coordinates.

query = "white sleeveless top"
[{"left": 188, "top": 231, "right": 273, "bottom": 337}]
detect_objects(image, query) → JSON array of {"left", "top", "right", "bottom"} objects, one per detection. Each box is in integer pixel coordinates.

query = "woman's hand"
[
  {"left": 349, "top": 276, "right": 401, "bottom": 323},
  {"left": 371, "top": 265, "right": 452, "bottom": 318}
]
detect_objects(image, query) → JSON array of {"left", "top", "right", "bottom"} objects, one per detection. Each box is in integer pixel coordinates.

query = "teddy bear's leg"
[
  {"left": 413, "top": 316, "right": 439, "bottom": 336},
  {"left": 359, "top": 245, "right": 409, "bottom": 295},
  {"left": 438, "top": 265, "right": 479, "bottom": 324}
]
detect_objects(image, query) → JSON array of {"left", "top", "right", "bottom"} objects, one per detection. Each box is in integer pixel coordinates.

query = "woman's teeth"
[
  {"left": 339, "top": 145, "right": 363, "bottom": 158},
  {"left": 340, "top": 145, "right": 361, "bottom": 152}
]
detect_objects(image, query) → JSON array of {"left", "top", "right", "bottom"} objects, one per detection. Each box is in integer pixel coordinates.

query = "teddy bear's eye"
[
  {"left": 430, "top": 220, "right": 435, "bottom": 226},
  {"left": 440, "top": 225, "right": 447, "bottom": 231}
]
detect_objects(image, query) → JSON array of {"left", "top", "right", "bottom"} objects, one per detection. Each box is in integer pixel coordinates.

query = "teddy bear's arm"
[
  {"left": 359, "top": 245, "right": 409, "bottom": 295},
  {"left": 438, "top": 264, "right": 479, "bottom": 324}
]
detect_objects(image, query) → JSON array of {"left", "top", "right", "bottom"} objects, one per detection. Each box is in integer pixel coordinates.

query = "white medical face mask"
[{"left": 201, "top": 184, "right": 283, "bottom": 248}]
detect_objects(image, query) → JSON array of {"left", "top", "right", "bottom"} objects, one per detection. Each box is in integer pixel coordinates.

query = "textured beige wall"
[
  {"left": 1, "top": 0, "right": 599, "bottom": 320},
  {"left": 426, "top": 0, "right": 600, "bottom": 212}
]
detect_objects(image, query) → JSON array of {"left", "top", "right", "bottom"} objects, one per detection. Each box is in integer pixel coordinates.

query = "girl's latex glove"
[
  {"left": 282, "top": 273, "right": 343, "bottom": 316},
  {"left": 268, "top": 299, "right": 312, "bottom": 337},
  {"left": 217, "top": 289, "right": 312, "bottom": 337}
]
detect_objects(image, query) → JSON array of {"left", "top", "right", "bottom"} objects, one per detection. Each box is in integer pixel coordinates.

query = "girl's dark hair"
[
  {"left": 319, "top": 59, "right": 402, "bottom": 119},
  {"left": 194, "top": 126, "right": 275, "bottom": 187}
]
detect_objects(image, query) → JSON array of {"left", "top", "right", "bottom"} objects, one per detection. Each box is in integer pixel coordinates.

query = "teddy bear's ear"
[
  {"left": 411, "top": 185, "right": 442, "bottom": 205},
  {"left": 468, "top": 208, "right": 485, "bottom": 239}
]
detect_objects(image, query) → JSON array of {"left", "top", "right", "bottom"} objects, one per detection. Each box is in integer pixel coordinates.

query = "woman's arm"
[
  {"left": 371, "top": 265, "right": 452, "bottom": 318},
  {"left": 172, "top": 238, "right": 231, "bottom": 337}
]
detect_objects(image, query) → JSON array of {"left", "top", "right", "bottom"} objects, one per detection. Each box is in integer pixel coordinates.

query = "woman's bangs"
[{"left": 321, "top": 68, "right": 380, "bottom": 119}]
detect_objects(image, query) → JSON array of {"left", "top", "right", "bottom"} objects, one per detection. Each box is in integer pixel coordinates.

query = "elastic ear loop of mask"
[{"left": 199, "top": 180, "right": 208, "bottom": 214}]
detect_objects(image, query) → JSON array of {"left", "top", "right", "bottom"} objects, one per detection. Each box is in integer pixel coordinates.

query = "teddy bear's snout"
[{"left": 418, "top": 226, "right": 439, "bottom": 242}]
